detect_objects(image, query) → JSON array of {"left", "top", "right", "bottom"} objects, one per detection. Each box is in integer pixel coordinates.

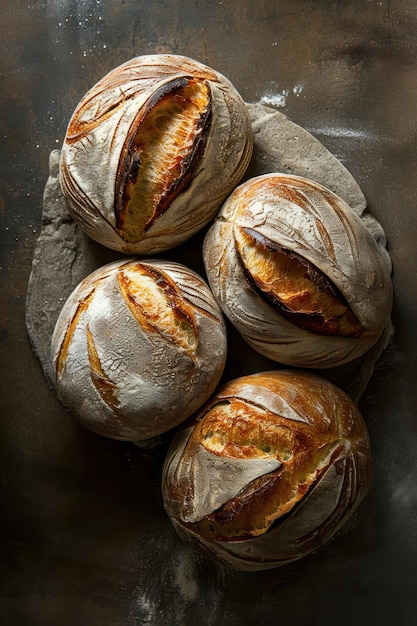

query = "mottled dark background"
[{"left": 1, "top": 1, "right": 417, "bottom": 625}]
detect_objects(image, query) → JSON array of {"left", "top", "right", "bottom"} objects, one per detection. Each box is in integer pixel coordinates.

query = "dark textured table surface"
[{"left": 1, "top": 1, "right": 417, "bottom": 625}]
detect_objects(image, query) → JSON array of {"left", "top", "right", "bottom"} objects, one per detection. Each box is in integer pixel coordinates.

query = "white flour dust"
[
  {"left": 309, "top": 127, "right": 378, "bottom": 140},
  {"left": 259, "top": 84, "right": 303, "bottom": 108}
]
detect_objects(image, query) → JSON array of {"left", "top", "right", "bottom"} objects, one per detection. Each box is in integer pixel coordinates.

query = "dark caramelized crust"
[
  {"left": 234, "top": 226, "right": 364, "bottom": 337},
  {"left": 163, "top": 370, "right": 372, "bottom": 547},
  {"left": 117, "top": 262, "right": 198, "bottom": 357},
  {"left": 86, "top": 324, "right": 121, "bottom": 415},
  {"left": 115, "top": 77, "right": 212, "bottom": 242},
  {"left": 186, "top": 395, "right": 344, "bottom": 540}
]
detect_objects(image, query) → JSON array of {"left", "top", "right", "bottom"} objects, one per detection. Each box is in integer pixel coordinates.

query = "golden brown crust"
[
  {"left": 234, "top": 226, "right": 364, "bottom": 337},
  {"left": 203, "top": 173, "right": 393, "bottom": 368},
  {"left": 60, "top": 54, "right": 253, "bottom": 255},
  {"left": 115, "top": 77, "right": 212, "bottom": 239},
  {"left": 51, "top": 258, "right": 227, "bottom": 441},
  {"left": 162, "top": 370, "right": 373, "bottom": 570}
]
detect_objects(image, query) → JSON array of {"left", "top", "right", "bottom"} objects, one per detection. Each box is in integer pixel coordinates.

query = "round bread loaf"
[
  {"left": 162, "top": 370, "right": 373, "bottom": 571},
  {"left": 59, "top": 54, "right": 253, "bottom": 255},
  {"left": 203, "top": 173, "right": 393, "bottom": 368},
  {"left": 51, "top": 258, "right": 227, "bottom": 440}
]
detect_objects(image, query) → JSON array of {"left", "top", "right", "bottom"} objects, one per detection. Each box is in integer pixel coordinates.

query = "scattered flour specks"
[
  {"left": 309, "top": 127, "right": 378, "bottom": 140},
  {"left": 259, "top": 84, "right": 303, "bottom": 108},
  {"left": 134, "top": 592, "right": 158, "bottom": 625},
  {"left": 260, "top": 90, "right": 288, "bottom": 107},
  {"left": 174, "top": 548, "right": 199, "bottom": 602},
  {"left": 391, "top": 472, "right": 417, "bottom": 508}
]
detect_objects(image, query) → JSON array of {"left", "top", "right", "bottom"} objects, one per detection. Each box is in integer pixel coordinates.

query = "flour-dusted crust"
[
  {"left": 60, "top": 54, "right": 253, "bottom": 255},
  {"left": 245, "top": 102, "right": 392, "bottom": 274},
  {"left": 203, "top": 173, "right": 393, "bottom": 368},
  {"left": 51, "top": 258, "right": 227, "bottom": 440},
  {"left": 162, "top": 370, "right": 373, "bottom": 571},
  {"left": 26, "top": 104, "right": 393, "bottom": 404}
]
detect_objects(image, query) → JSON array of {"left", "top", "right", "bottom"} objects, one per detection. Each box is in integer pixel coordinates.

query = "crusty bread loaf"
[
  {"left": 51, "top": 258, "right": 227, "bottom": 440},
  {"left": 60, "top": 54, "right": 253, "bottom": 255},
  {"left": 162, "top": 370, "right": 373, "bottom": 571},
  {"left": 203, "top": 173, "right": 393, "bottom": 368}
]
